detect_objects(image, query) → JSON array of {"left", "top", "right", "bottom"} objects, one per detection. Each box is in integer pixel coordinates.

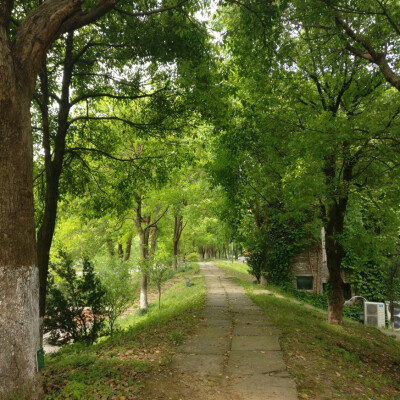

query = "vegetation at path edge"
[
  {"left": 216, "top": 260, "right": 400, "bottom": 399},
  {"left": 42, "top": 273, "right": 205, "bottom": 399}
]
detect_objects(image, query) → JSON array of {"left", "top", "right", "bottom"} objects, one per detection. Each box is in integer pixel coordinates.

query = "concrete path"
[{"left": 173, "top": 262, "right": 298, "bottom": 400}]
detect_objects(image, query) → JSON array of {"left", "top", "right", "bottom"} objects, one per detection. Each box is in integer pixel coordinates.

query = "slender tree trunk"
[
  {"left": 137, "top": 217, "right": 150, "bottom": 311},
  {"left": 37, "top": 33, "right": 74, "bottom": 346},
  {"left": 172, "top": 215, "right": 184, "bottom": 270},
  {"left": 198, "top": 245, "right": 204, "bottom": 261},
  {"left": 137, "top": 227, "right": 149, "bottom": 311},
  {"left": 124, "top": 235, "right": 133, "bottom": 261},
  {"left": 0, "top": 52, "right": 41, "bottom": 399},
  {"left": 118, "top": 243, "right": 124, "bottom": 258},
  {"left": 150, "top": 225, "right": 158, "bottom": 257}
]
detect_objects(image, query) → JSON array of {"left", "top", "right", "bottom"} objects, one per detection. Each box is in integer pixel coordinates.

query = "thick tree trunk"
[
  {"left": 323, "top": 151, "right": 354, "bottom": 324},
  {"left": 325, "top": 223, "right": 345, "bottom": 324},
  {"left": 0, "top": 60, "right": 41, "bottom": 398},
  {"left": 0, "top": 2, "right": 121, "bottom": 398}
]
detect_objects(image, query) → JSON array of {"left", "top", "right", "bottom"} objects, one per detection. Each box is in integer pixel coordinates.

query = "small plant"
[
  {"left": 98, "top": 257, "right": 136, "bottom": 335},
  {"left": 150, "top": 251, "right": 173, "bottom": 309}
]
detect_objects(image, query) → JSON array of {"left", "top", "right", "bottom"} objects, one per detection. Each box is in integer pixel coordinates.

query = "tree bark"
[
  {"left": 0, "top": 1, "right": 122, "bottom": 397},
  {"left": 134, "top": 195, "right": 169, "bottom": 311},
  {"left": 136, "top": 210, "right": 150, "bottom": 311},
  {"left": 124, "top": 235, "right": 133, "bottom": 261},
  {"left": 0, "top": 84, "right": 41, "bottom": 400},
  {"left": 198, "top": 245, "right": 205, "bottom": 261},
  {"left": 0, "top": 19, "right": 42, "bottom": 399},
  {"left": 172, "top": 215, "right": 185, "bottom": 270},
  {"left": 322, "top": 153, "right": 354, "bottom": 324},
  {"left": 325, "top": 205, "right": 346, "bottom": 325},
  {"left": 150, "top": 225, "right": 158, "bottom": 257}
]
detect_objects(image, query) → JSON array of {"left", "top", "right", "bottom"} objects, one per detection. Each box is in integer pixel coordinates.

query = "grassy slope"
[
  {"left": 214, "top": 260, "right": 400, "bottom": 400},
  {"left": 42, "top": 267, "right": 205, "bottom": 399}
]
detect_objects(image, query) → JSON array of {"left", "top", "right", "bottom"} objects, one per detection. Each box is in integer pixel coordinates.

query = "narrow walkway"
[{"left": 173, "top": 262, "right": 298, "bottom": 400}]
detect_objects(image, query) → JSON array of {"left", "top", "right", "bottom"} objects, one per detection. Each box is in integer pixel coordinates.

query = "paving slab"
[
  {"left": 194, "top": 326, "right": 231, "bottom": 338},
  {"left": 234, "top": 317, "right": 271, "bottom": 327},
  {"left": 231, "top": 335, "right": 281, "bottom": 351},
  {"left": 179, "top": 335, "right": 231, "bottom": 354},
  {"left": 206, "top": 298, "right": 229, "bottom": 307},
  {"left": 231, "top": 307, "right": 266, "bottom": 316},
  {"left": 202, "top": 308, "right": 231, "bottom": 320},
  {"left": 229, "top": 374, "right": 298, "bottom": 400},
  {"left": 226, "top": 350, "right": 287, "bottom": 376},
  {"left": 173, "top": 353, "right": 225, "bottom": 375},
  {"left": 199, "top": 318, "right": 233, "bottom": 327},
  {"left": 233, "top": 325, "right": 281, "bottom": 336}
]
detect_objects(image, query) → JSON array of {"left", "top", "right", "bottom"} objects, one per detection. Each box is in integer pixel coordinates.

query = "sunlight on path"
[{"left": 173, "top": 262, "right": 298, "bottom": 400}]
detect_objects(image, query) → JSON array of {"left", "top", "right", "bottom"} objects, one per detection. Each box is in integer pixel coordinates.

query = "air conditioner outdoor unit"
[
  {"left": 385, "top": 301, "right": 400, "bottom": 330},
  {"left": 364, "top": 302, "right": 385, "bottom": 328}
]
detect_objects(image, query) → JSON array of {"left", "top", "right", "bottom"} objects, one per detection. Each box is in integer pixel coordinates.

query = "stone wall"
[{"left": 290, "top": 244, "right": 328, "bottom": 294}]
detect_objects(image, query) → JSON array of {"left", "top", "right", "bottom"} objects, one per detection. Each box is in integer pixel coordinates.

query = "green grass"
[
  {"left": 213, "top": 260, "right": 254, "bottom": 282},
  {"left": 42, "top": 268, "right": 205, "bottom": 399},
  {"left": 214, "top": 260, "right": 400, "bottom": 399}
]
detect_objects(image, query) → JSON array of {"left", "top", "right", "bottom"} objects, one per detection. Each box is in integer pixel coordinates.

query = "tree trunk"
[
  {"left": 0, "top": 2, "right": 124, "bottom": 397},
  {"left": 172, "top": 215, "right": 184, "bottom": 270},
  {"left": 37, "top": 33, "right": 74, "bottom": 346},
  {"left": 124, "top": 235, "right": 133, "bottom": 261},
  {"left": 205, "top": 245, "right": 210, "bottom": 259},
  {"left": 325, "top": 219, "right": 345, "bottom": 324},
  {"left": 0, "top": 55, "right": 41, "bottom": 399},
  {"left": 198, "top": 245, "right": 204, "bottom": 261},
  {"left": 173, "top": 240, "right": 179, "bottom": 270},
  {"left": 138, "top": 217, "right": 150, "bottom": 311},
  {"left": 322, "top": 151, "right": 354, "bottom": 324},
  {"left": 137, "top": 228, "right": 149, "bottom": 311},
  {"left": 118, "top": 243, "right": 124, "bottom": 258},
  {"left": 150, "top": 225, "right": 158, "bottom": 257}
]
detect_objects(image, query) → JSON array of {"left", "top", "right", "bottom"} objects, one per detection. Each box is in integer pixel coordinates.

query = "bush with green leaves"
[
  {"left": 98, "top": 257, "right": 137, "bottom": 335},
  {"left": 45, "top": 252, "right": 107, "bottom": 345},
  {"left": 186, "top": 252, "right": 200, "bottom": 262}
]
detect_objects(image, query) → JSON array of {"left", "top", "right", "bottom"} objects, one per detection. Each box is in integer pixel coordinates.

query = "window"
[{"left": 297, "top": 276, "right": 313, "bottom": 290}]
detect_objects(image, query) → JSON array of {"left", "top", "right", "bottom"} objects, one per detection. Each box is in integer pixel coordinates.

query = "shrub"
[
  {"left": 45, "top": 252, "right": 107, "bottom": 345},
  {"left": 186, "top": 252, "right": 200, "bottom": 262}
]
